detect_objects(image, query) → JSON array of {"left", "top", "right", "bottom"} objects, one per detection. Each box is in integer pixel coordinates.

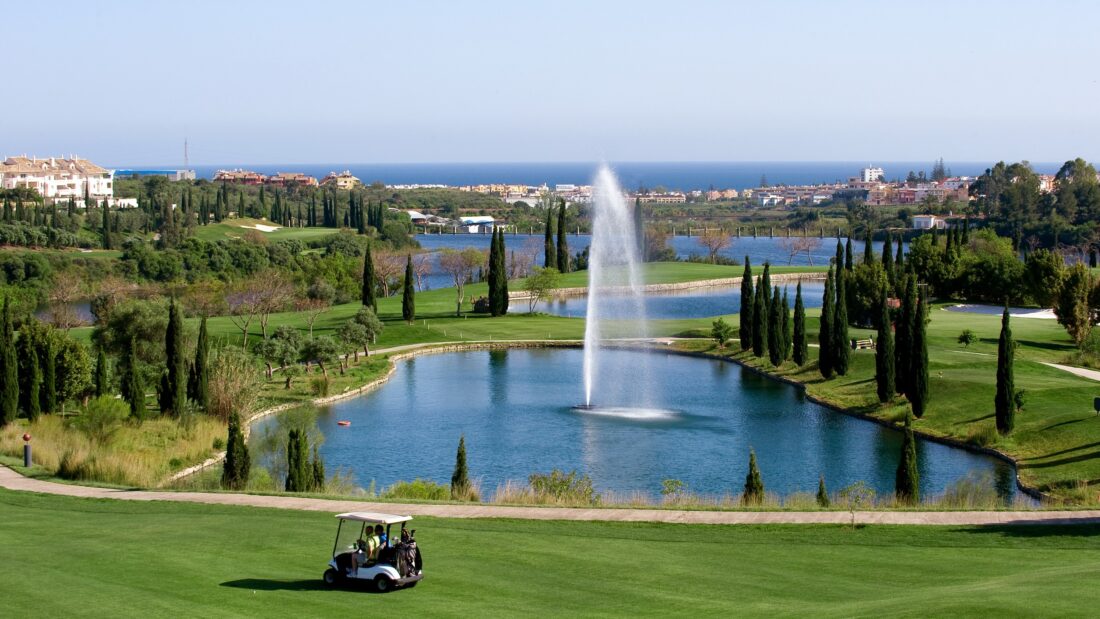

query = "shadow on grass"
[
  {"left": 1039, "top": 418, "right": 1093, "bottom": 432},
  {"left": 954, "top": 413, "right": 996, "bottom": 425},
  {"left": 955, "top": 524, "right": 1100, "bottom": 538},
  {"left": 1019, "top": 450, "right": 1100, "bottom": 470},
  {"left": 1016, "top": 339, "right": 1076, "bottom": 353},
  {"left": 1019, "top": 441, "right": 1100, "bottom": 461},
  {"left": 221, "top": 578, "right": 378, "bottom": 593}
]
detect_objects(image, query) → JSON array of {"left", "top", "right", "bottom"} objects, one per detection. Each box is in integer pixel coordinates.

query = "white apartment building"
[
  {"left": 860, "top": 166, "right": 885, "bottom": 183},
  {"left": 1, "top": 155, "right": 114, "bottom": 202}
]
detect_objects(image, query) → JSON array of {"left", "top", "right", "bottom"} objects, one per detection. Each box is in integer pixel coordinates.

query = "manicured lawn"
[
  {"left": 191, "top": 219, "right": 344, "bottom": 242},
  {"left": 2, "top": 489, "right": 1099, "bottom": 617}
]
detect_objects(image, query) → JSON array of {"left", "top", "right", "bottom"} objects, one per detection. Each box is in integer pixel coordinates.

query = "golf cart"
[{"left": 323, "top": 512, "right": 423, "bottom": 591}]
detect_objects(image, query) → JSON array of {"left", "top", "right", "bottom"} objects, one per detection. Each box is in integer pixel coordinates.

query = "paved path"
[
  {"left": 4, "top": 467, "right": 1099, "bottom": 526},
  {"left": 1042, "top": 362, "right": 1100, "bottom": 382}
]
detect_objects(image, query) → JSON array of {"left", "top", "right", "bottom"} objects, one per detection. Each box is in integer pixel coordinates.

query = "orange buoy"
[{"left": 337, "top": 420, "right": 351, "bottom": 426}]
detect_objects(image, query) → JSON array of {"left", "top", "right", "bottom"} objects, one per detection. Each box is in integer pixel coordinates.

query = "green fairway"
[
  {"left": 190, "top": 219, "right": 345, "bottom": 242},
  {"left": 2, "top": 489, "right": 1099, "bottom": 617}
]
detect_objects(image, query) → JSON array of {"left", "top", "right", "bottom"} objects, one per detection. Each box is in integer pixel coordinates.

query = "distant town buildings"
[
  {"left": 911, "top": 214, "right": 947, "bottom": 230},
  {"left": 114, "top": 169, "right": 196, "bottom": 182},
  {"left": 214, "top": 169, "right": 320, "bottom": 187},
  {"left": 320, "top": 170, "right": 360, "bottom": 190},
  {"left": 860, "top": 166, "right": 885, "bottom": 183},
  {"left": 0, "top": 155, "right": 114, "bottom": 202}
]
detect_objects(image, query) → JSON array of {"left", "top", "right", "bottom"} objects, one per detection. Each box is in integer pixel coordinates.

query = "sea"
[{"left": 123, "top": 161, "right": 1062, "bottom": 191}]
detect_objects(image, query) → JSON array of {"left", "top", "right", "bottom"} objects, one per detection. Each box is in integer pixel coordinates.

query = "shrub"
[
  {"left": 69, "top": 396, "right": 128, "bottom": 445},
  {"left": 528, "top": 469, "right": 598, "bottom": 505},
  {"left": 957, "top": 329, "right": 977, "bottom": 347},
  {"left": 57, "top": 449, "right": 92, "bottom": 480},
  {"left": 207, "top": 348, "right": 260, "bottom": 422},
  {"left": 381, "top": 478, "right": 451, "bottom": 501},
  {"left": 212, "top": 437, "right": 225, "bottom": 450},
  {"left": 309, "top": 376, "right": 330, "bottom": 397}
]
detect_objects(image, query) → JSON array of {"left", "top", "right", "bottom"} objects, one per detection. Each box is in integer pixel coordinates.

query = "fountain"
[{"left": 579, "top": 165, "right": 653, "bottom": 411}]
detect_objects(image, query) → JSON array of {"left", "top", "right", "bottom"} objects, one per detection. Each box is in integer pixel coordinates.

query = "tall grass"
[{"left": 0, "top": 414, "right": 224, "bottom": 487}]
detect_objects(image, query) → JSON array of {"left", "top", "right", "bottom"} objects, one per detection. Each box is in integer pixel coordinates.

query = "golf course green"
[{"left": 2, "top": 488, "right": 1099, "bottom": 617}]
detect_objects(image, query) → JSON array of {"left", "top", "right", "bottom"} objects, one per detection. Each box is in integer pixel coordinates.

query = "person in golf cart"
[{"left": 350, "top": 525, "right": 384, "bottom": 574}]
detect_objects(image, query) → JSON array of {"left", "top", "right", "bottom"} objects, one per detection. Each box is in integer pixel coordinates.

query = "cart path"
[
  {"left": 4, "top": 467, "right": 1099, "bottom": 526},
  {"left": 1041, "top": 362, "right": 1100, "bottom": 382}
]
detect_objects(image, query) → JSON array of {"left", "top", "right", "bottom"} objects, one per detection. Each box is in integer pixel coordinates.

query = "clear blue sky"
[{"left": 2, "top": 0, "right": 1097, "bottom": 165}]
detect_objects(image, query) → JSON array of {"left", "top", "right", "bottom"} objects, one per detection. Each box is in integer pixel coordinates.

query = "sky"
[{"left": 2, "top": 0, "right": 1098, "bottom": 165}]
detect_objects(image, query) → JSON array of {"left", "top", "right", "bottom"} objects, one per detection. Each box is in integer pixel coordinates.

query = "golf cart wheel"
[
  {"left": 323, "top": 568, "right": 339, "bottom": 586},
  {"left": 374, "top": 575, "right": 393, "bottom": 592}
]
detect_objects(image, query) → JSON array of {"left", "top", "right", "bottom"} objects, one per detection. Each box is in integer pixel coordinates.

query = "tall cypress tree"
[
  {"left": 995, "top": 307, "right": 1015, "bottom": 435},
  {"left": 95, "top": 345, "right": 109, "bottom": 397},
  {"left": 881, "top": 229, "right": 894, "bottom": 281},
  {"left": 863, "top": 230, "right": 874, "bottom": 264},
  {"left": 556, "top": 200, "right": 570, "bottom": 273},
  {"left": 793, "top": 281, "right": 807, "bottom": 366},
  {"left": 844, "top": 237, "right": 854, "bottom": 271},
  {"left": 781, "top": 288, "right": 792, "bottom": 362},
  {"left": 818, "top": 267, "right": 835, "bottom": 379},
  {"left": 188, "top": 317, "right": 209, "bottom": 409},
  {"left": 894, "top": 413, "right": 920, "bottom": 505},
  {"left": 487, "top": 228, "right": 501, "bottom": 316},
  {"left": 0, "top": 300, "right": 18, "bottom": 425},
  {"left": 451, "top": 435, "right": 470, "bottom": 498},
  {"left": 361, "top": 245, "right": 377, "bottom": 311},
  {"left": 402, "top": 253, "right": 416, "bottom": 324},
  {"left": 875, "top": 286, "right": 895, "bottom": 403},
  {"left": 753, "top": 264, "right": 772, "bottom": 357},
  {"left": 543, "top": 206, "right": 556, "bottom": 268},
  {"left": 285, "top": 428, "right": 308, "bottom": 492},
  {"left": 164, "top": 299, "right": 186, "bottom": 416},
  {"left": 835, "top": 238, "right": 844, "bottom": 271},
  {"left": 742, "top": 449, "right": 764, "bottom": 505},
  {"left": 24, "top": 339, "right": 41, "bottom": 420},
  {"left": 833, "top": 267, "right": 850, "bottom": 376},
  {"left": 498, "top": 229, "right": 509, "bottom": 314},
  {"left": 40, "top": 337, "right": 56, "bottom": 413},
  {"left": 222, "top": 412, "right": 250, "bottom": 490},
  {"left": 739, "top": 258, "right": 754, "bottom": 351},
  {"left": 910, "top": 292, "right": 929, "bottom": 418},
  {"left": 895, "top": 274, "right": 915, "bottom": 396},
  {"left": 101, "top": 200, "right": 112, "bottom": 249},
  {"left": 767, "top": 286, "right": 782, "bottom": 366},
  {"left": 125, "top": 337, "right": 144, "bottom": 418},
  {"left": 633, "top": 198, "right": 646, "bottom": 260},
  {"left": 895, "top": 236, "right": 904, "bottom": 272}
]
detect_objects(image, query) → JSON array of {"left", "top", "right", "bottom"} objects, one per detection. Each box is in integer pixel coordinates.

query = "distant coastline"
[{"left": 106, "top": 161, "right": 1063, "bottom": 192}]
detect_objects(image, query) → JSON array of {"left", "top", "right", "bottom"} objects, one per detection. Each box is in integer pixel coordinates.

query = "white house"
[
  {"left": 1, "top": 155, "right": 113, "bottom": 202},
  {"left": 459, "top": 215, "right": 495, "bottom": 233},
  {"left": 911, "top": 214, "right": 946, "bottom": 230},
  {"left": 860, "top": 166, "right": 885, "bottom": 183}
]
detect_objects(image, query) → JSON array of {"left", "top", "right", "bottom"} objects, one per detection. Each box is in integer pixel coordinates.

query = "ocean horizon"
[{"left": 110, "top": 161, "right": 1062, "bottom": 192}]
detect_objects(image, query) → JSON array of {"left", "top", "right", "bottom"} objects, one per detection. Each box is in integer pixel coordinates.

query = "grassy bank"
[
  {"left": 689, "top": 302, "right": 1100, "bottom": 502},
  {"left": 2, "top": 489, "right": 1099, "bottom": 617}
]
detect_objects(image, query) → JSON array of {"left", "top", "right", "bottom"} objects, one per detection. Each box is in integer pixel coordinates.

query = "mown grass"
[
  {"left": 190, "top": 218, "right": 344, "bottom": 242},
  {"left": 2, "top": 489, "right": 1099, "bottom": 617}
]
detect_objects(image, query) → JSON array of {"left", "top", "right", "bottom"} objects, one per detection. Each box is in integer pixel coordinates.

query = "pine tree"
[
  {"left": 125, "top": 337, "right": 144, "bottom": 418},
  {"left": 995, "top": 307, "right": 1016, "bottom": 435},
  {"left": 816, "top": 475, "right": 830, "bottom": 507},
  {"left": 818, "top": 267, "right": 835, "bottom": 379},
  {"left": 451, "top": 435, "right": 470, "bottom": 499},
  {"left": 844, "top": 237, "right": 854, "bottom": 271},
  {"left": 833, "top": 267, "right": 850, "bottom": 376},
  {"left": 895, "top": 413, "right": 920, "bottom": 505},
  {"left": 793, "top": 282, "right": 807, "bottom": 366},
  {"left": 739, "top": 259, "right": 754, "bottom": 351},
  {"left": 0, "top": 300, "right": 18, "bottom": 425},
  {"left": 188, "top": 317, "right": 209, "bottom": 409},
  {"left": 781, "top": 288, "right": 792, "bottom": 362},
  {"left": 875, "top": 286, "right": 895, "bottom": 403},
  {"left": 543, "top": 206, "right": 556, "bottom": 268},
  {"left": 768, "top": 287, "right": 782, "bottom": 365},
  {"left": 556, "top": 200, "right": 570, "bottom": 273},
  {"left": 910, "top": 292, "right": 929, "bottom": 418},
  {"left": 895, "top": 274, "right": 915, "bottom": 396},
  {"left": 222, "top": 412, "right": 251, "bottom": 490},
  {"left": 402, "top": 253, "right": 416, "bottom": 323},
  {"left": 742, "top": 449, "right": 764, "bottom": 505},
  {"left": 361, "top": 245, "right": 377, "bottom": 311}
]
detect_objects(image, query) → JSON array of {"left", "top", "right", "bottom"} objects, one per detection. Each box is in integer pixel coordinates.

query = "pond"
[
  {"left": 255, "top": 348, "right": 1019, "bottom": 501},
  {"left": 519, "top": 280, "right": 826, "bottom": 319}
]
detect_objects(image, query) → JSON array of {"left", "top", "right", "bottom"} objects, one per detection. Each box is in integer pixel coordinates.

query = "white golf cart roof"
[{"left": 334, "top": 512, "right": 413, "bottom": 525}]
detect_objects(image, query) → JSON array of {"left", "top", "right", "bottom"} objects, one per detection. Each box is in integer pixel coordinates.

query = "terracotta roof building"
[
  {"left": 0, "top": 155, "right": 114, "bottom": 201},
  {"left": 321, "top": 170, "right": 360, "bottom": 190}
]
